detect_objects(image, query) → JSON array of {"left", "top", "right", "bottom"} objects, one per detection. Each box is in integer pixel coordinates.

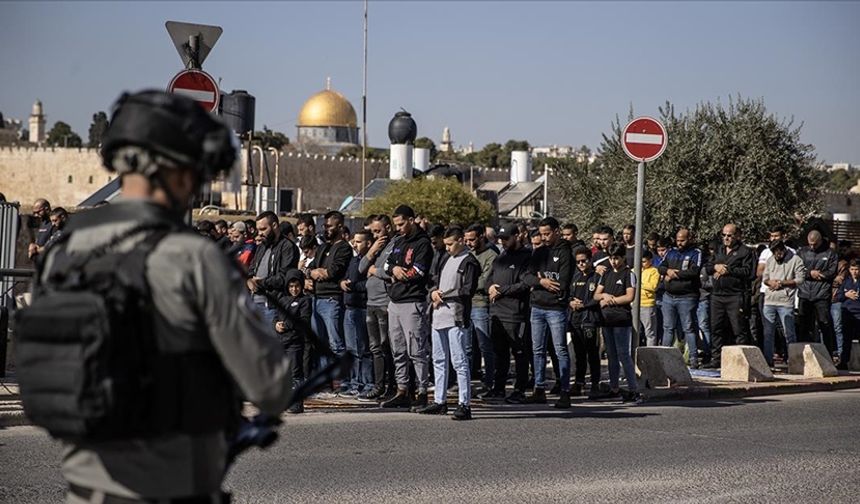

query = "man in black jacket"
[
  {"left": 797, "top": 230, "right": 839, "bottom": 353},
  {"left": 704, "top": 223, "right": 755, "bottom": 368},
  {"left": 523, "top": 217, "right": 573, "bottom": 408},
  {"left": 309, "top": 211, "right": 354, "bottom": 382},
  {"left": 381, "top": 205, "right": 434, "bottom": 410},
  {"left": 487, "top": 227, "right": 532, "bottom": 403},
  {"left": 569, "top": 246, "right": 602, "bottom": 397},
  {"left": 247, "top": 211, "right": 299, "bottom": 331}
]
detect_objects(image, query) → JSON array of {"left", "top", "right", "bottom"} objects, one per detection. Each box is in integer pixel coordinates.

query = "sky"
[{"left": 1, "top": 1, "right": 858, "bottom": 163}]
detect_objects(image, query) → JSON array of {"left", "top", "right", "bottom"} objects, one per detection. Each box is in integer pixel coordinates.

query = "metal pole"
[
  {"left": 270, "top": 147, "right": 280, "bottom": 213},
  {"left": 543, "top": 163, "right": 549, "bottom": 216},
  {"left": 360, "top": 0, "right": 368, "bottom": 211},
  {"left": 631, "top": 160, "right": 646, "bottom": 344}
]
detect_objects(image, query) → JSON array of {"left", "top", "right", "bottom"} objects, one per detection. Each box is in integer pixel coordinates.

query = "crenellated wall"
[
  {"left": 0, "top": 146, "right": 111, "bottom": 208},
  {"left": 0, "top": 145, "right": 519, "bottom": 214}
]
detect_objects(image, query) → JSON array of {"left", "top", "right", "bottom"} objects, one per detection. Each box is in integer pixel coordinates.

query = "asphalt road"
[{"left": 2, "top": 390, "right": 859, "bottom": 503}]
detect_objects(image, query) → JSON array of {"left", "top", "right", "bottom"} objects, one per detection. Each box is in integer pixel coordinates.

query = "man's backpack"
[{"left": 15, "top": 224, "right": 171, "bottom": 440}]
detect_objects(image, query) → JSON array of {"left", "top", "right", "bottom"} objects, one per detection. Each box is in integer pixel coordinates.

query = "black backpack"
[{"left": 15, "top": 224, "right": 172, "bottom": 440}]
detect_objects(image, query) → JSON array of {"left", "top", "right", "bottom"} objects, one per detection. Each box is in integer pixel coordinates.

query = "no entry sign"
[
  {"left": 168, "top": 69, "right": 220, "bottom": 113},
  {"left": 622, "top": 117, "right": 667, "bottom": 163}
]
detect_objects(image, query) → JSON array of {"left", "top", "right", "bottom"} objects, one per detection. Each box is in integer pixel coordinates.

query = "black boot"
[{"left": 554, "top": 391, "right": 571, "bottom": 409}]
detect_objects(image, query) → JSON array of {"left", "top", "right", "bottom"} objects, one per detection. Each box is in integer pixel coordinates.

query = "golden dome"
[{"left": 297, "top": 88, "right": 357, "bottom": 128}]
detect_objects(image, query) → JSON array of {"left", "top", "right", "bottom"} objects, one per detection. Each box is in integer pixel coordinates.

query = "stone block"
[
  {"left": 787, "top": 343, "right": 838, "bottom": 378},
  {"left": 850, "top": 341, "right": 860, "bottom": 372},
  {"left": 721, "top": 346, "right": 775, "bottom": 382},
  {"left": 635, "top": 346, "right": 692, "bottom": 388}
]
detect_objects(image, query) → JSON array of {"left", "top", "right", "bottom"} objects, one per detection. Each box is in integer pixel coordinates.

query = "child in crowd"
[
  {"left": 275, "top": 269, "right": 313, "bottom": 414},
  {"left": 594, "top": 244, "right": 640, "bottom": 402},
  {"left": 640, "top": 250, "right": 660, "bottom": 347}
]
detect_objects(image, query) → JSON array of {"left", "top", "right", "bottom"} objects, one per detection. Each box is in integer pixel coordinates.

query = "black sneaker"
[
  {"left": 571, "top": 383, "right": 584, "bottom": 397},
  {"left": 701, "top": 361, "right": 720, "bottom": 370},
  {"left": 451, "top": 403, "right": 472, "bottom": 421},
  {"left": 359, "top": 387, "right": 383, "bottom": 402},
  {"left": 525, "top": 388, "right": 547, "bottom": 404},
  {"left": 409, "top": 392, "right": 428, "bottom": 412},
  {"left": 286, "top": 402, "right": 304, "bottom": 414},
  {"left": 416, "top": 402, "right": 448, "bottom": 415},
  {"left": 478, "top": 389, "right": 505, "bottom": 401},
  {"left": 505, "top": 390, "right": 527, "bottom": 404},
  {"left": 554, "top": 391, "right": 571, "bottom": 409},
  {"left": 380, "top": 392, "right": 411, "bottom": 409},
  {"left": 621, "top": 390, "right": 642, "bottom": 404},
  {"left": 549, "top": 382, "right": 561, "bottom": 395}
]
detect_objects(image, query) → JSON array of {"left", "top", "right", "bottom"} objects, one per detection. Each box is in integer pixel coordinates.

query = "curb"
[
  {"left": 0, "top": 410, "right": 29, "bottom": 428},
  {"left": 642, "top": 377, "right": 860, "bottom": 402}
]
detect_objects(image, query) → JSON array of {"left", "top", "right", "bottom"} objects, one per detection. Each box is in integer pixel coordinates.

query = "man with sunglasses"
[{"left": 704, "top": 224, "right": 756, "bottom": 369}]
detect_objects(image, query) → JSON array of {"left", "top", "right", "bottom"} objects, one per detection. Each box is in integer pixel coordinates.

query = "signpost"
[
  {"left": 167, "top": 69, "right": 220, "bottom": 113},
  {"left": 621, "top": 116, "right": 667, "bottom": 344}
]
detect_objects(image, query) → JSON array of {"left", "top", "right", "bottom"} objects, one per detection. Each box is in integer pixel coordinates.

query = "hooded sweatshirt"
[{"left": 524, "top": 238, "right": 572, "bottom": 310}]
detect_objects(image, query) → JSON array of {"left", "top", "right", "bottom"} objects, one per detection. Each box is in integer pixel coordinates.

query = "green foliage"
[
  {"left": 475, "top": 142, "right": 504, "bottom": 168},
  {"left": 87, "top": 111, "right": 109, "bottom": 148},
  {"left": 552, "top": 97, "right": 823, "bottom": 242},
  {"left": 826, "top": 169, "right": 860, "bottom": 192},
  {"left": 253, "top": 127, "right": 290, "bottom": 150},
  {"left": 414, "top": 136, "right": 438, "bottom": 161},
  {"left": 337, "top": 145, "right": 388, "bottom": 160},
  {"left": 46, "top": 121, "right": 82, "bottom": 148},
  {"left": 362, "top": 177, "right": 494, "bottom": 225}
]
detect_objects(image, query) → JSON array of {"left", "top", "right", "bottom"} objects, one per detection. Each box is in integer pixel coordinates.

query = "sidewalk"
[{"left": 4, "top": 369, "right": 860, "bottom": 427}]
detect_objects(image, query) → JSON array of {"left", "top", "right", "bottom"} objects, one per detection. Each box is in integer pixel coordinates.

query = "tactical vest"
[{"left": 15, "top": 206, "right": 238, "bottom": 441}]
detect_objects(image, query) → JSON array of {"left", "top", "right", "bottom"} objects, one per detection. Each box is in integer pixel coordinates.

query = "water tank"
[
  {"left": 413, "top": 148, "right": 430, "bottom": 172},
  {"left": 220, "top": 90, "right": 256, "bottom": 135},
  {"left": 833, "top": 213, "right": 852, "bottom": 222},
  {"left": 388, "top": 110, "right": 417, "bottom": 145},
  {"left": 510, "top": 150, "right": 531, "bottom": 183}
]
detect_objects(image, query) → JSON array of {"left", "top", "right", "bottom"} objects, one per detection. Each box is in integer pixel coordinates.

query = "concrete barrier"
[
  {"left": 721, "top": 346, "right": 775, "bottom": 382},
  {"left": 788, "top": 343, "right": 838, "bottom": 378},
  {"left": 635, "top": 347, "right": 693, "bottom": 388},
  {"left": 849, "top": 341, "right": 860, "bottom": 372}
]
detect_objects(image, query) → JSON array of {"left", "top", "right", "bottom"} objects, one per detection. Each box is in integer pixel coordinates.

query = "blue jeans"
[
  {"left": 313, "top": 297, "right": 345, "bottom": 360},
  {"left": 831, "top": 302, "right": 844, "bottom": 355},
  {"left": 696, "top": 298, "right": 712, "bottom": 358},
  {"left": 255, "top": 303, "right": 279, "bottom": 338},
  {"left": 661, "top": 294, "right": 699, "bottom": 366},
  {"left": 344, "top": 307, "right": 373, "bottom": 392},
  {"left": 432, "top": 326, "right": 471, "bottom": 406},
  {"left": 470, "top": 306, "right": 495, "bottom": 389},
  {"left": 530, "top": 307, "right": 570, "bottom": 392},
  {"left": 762, "top": 304, "right": 796, "bottom": 366},
  {"left": 604, "top": 326, "right": 638, "bottom": 391}
]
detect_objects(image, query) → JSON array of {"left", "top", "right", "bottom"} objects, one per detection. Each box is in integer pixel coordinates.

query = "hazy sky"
[{"left": 1, "top": 1, "right": 858, "bottom": 163}]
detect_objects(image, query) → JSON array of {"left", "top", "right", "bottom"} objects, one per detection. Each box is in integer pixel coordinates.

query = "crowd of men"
[{"left": 21, "top": 196, "right": 859, "bottom": 420}]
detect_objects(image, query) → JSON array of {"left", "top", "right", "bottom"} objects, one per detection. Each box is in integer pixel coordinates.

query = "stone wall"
[
  {"left": 0, "top": 145, "right": 523, "bottom": 215},
  {"left": 0, "top": 146, "right": 110, "bottom": 208}
]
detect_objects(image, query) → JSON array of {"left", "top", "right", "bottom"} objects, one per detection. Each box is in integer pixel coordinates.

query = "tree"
[
  {"left": 552, "top": 96, "right": 823, "bottom": 242},
  {"left": 46, "top": 121, "right": 82, "bottom": 148},
  {"left": 337, "top": 145, "right": 388, "bottom": 160},
  {"left": 826, "top": 169, "right": 860, "bottom": 192},
  {"left": 362, "top": 177, "right": 494, "bottom": 225},
  {"left": 253, "top": 126, "right": 290, "bottom": 150},
  {"left": 475, "top": 142, "right": 504, "bottom": 168},
  {"left": 87, "top": 111, "right": 109, "bottom": 148},
  {"left": 414, "top": 136, "right": 438, "bottom": 162}
]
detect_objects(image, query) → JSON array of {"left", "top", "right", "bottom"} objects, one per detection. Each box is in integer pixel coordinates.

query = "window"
[
  {"left": 68, "top": 175, "right": 73, "bottom": 183},
  {"left": 88, "top": 175, "right": 93, "bottom": 184}
]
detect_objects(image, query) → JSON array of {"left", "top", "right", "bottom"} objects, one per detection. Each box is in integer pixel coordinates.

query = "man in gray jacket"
[
  {"left": 35, "top": 91, "right": 294, "bottom": 503},
  {"left": 762, "top": 240, "right": 806, "bottom": 366},
  {"left": 358, "top": 214, "right": 398, "bottom": 400}
]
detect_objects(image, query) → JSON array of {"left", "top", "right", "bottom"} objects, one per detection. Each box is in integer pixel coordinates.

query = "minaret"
[
  {"left": 29, "top": 100, "right": 46, "bottom": 144},
  {"left": 440, "top": 126, "right": 453, "bottom": 153}
]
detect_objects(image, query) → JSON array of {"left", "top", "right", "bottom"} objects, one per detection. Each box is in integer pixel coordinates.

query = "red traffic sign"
[
  {"left": 622, "top": 116, "right": 667, "bottom": 163},
  {"left": 167, "top": 69, "right": 220, "bottom": 113}
]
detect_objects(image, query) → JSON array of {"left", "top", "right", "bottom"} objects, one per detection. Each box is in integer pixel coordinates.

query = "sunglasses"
[
  {"left": 721, "top": 233, "right": 735, "bottom": 238},
  {"left": 576, "top": 259, "right": 589, "bottom": 264}
]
